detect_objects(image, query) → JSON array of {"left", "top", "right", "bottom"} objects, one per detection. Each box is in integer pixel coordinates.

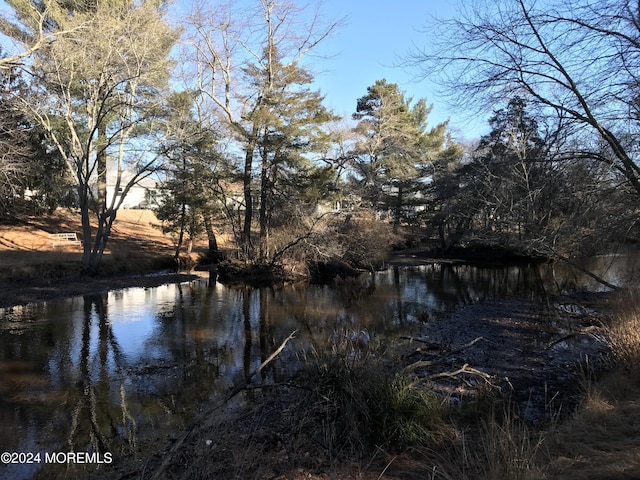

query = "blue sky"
[
  {"left": 308, "top": 0, "right": 489, "bottom": 140},
  {"left": 0, "top": 0, "right": 488, "bottom": 139}
]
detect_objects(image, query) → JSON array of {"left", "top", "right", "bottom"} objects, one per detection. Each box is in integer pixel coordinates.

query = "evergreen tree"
[
  {"left": 155, "top": 91, "right": 230, "bottom": 262},
  {"left": 187, "top": 0, "right": 340, "bottom": 261},
  {"left": 472, "top": 96, "right": 551, "bottom": 239},
  {"left": 244, "top": 51, "right": 339, "bottom": 261},
  {"left": 0, "top": 62, "right": 68, "bottom": 220},
  {"left": 352, "top": 79, "right": 458, "bottom": 232}
]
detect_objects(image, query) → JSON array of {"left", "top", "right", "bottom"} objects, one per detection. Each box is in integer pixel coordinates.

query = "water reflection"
[{"left": 0, "top": 258, "right": 632, "bottom": 479}]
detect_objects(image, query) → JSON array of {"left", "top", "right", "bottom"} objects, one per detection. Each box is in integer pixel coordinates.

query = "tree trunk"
[
  {"left": 79, "top": 182, "right": 93, "bottom": 268},
  {"left": 259, "top": 146, "right": 269, "bottom": 262},
  {"left": 87, "top": 208, "right": 116, "bottom": 273},
  {"left": 203, "top": 215, "right": 220, "bottom": 262},
  {"left": 242, "top": 137, "right": 257, "bottom": 260},
  {"left": 174, "top": 200, "right": 187, "bottom": 261},
  {"left": 393, "top": 182, "right": 403, "bottom": 234},
  {"left": 97, "top": 122, "right": 108, "bottom": 213},
  {"left": 81, "top": 121, "right": 112, "bottom": 274}
]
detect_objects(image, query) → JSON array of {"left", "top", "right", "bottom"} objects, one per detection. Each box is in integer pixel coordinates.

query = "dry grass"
[
  {"left": 544, "top": 372, "right": 640, "bottom": 479},
  {"left": 0, "top": 208, "right": 192, "bottom": 280},
  {"left": 169, "top": 340, "right": 554, "bottom": 480},
  {"left": 606, "top": 292, "right": 640, "bottom": 379},
  {"left": 541, "top": 291, "right": 640, "bottom": 480}
]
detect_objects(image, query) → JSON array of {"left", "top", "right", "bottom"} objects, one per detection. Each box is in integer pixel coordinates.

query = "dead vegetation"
[
  {"left": 3, "top": 211, "right": 640, "bottom": 479},
  {"left": 124, "top": 291, "right": 640, "bottom": 480}
]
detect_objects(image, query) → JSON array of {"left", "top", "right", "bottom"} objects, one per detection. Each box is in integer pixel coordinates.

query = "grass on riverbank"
[
  {"left": 541, "top": 291, "right": 640, "bottom": 479},
  {"left": 0, "top": 250, "right": 178, "bottom": 282},
  {"left": 0, "top": 209, "right": 195, "bottom": 283},
  {"left": 168, "top": 291, "right": 640, "bottom": 480},
  {"left": 432, "top": 291, "right": 640, "bottom": 480}
]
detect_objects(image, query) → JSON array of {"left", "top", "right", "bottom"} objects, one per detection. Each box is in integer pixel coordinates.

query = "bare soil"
[{"left": 0, "top": 208, "right": 172, "bottom": 252}]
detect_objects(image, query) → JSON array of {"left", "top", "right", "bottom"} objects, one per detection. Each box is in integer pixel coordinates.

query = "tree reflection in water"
[{"left": 0, "top": 257, "right": 634, "bottom": 479}]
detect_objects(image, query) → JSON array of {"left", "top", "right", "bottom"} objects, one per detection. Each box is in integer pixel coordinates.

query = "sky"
[
  {"left": 306, "top": 0, "right": 489, "bottom": 140},
  {"left": 0, "top": 0, "right": 489, "bottom": 140}
]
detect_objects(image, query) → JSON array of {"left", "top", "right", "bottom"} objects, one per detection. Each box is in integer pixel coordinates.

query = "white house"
[{"left": 106, "top": 171, "right": 160, "bottom": 209}]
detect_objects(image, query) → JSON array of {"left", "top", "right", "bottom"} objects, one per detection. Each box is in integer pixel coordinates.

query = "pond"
[{"left": 0, "top": 256, "right": 634, "bottom": 479}]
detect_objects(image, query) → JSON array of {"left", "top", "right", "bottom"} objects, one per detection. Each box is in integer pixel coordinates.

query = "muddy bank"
[
  {"left": 133, "top": 295, "right": 613, "bottom": 479},
  {"left": 386, "top": 245, "right": 548, "bottom": 267},
  {"left": 0, "top": 271, "right": 201, "bottom": 308},
  {"left": 403, "top": 296, "right": 611, "bottom": 422}
]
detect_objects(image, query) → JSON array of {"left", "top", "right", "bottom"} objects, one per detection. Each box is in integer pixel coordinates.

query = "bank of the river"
[
  {"left": 0, "top": 247, "right": 626, "bottom": 479},
  {"left": 0, "top": 208, "right": 207, "bottom": 308},
  {"left": 0, "top": 271, "right": 201, "bottom": 308},
  {"left": 133, "top": 291, "right": 615, "bottom": 480}
]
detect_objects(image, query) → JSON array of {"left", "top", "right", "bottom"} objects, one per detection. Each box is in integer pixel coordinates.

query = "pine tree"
[
  {"left": 155, "top": 91, "right": 229, "bottom": 263},
  {"left": 352, "top": 79, "right": 456, "bottom": 232},
  {"left": 243, "top": 51, "right": 338, "bottom": 261}
]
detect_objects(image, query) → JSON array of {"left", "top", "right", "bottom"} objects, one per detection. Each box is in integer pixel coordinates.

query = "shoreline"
[{"left": 0, "top": 271, "right": 202, "bottom": 309}]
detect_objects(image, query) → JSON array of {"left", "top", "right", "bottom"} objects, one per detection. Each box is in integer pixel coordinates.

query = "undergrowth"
[
  {"left": 293, "top": 347, "right": 446, "bottom": 458},
  {"left": 0, "top": 250, "right": 175, "bottom": 282}
]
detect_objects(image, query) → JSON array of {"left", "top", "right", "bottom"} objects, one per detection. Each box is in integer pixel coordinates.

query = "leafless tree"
[
  {"left": 14, "top": 1, "right": 177, "bottom": 272},
  {"left": 410, "top": 0, "right": 640, "bottom": 198}
]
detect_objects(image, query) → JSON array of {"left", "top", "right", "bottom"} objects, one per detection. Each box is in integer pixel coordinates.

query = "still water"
[{"left": 0, "top": 257, "right": 635, "bottom": 479}]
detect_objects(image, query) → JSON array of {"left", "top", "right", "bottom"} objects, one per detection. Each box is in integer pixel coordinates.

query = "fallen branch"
[
  {"left": 148, "top": 330, "right": 297, "bottom": 480},
  {"left": 545, "top": 326, "right": 604, "bottom": 350},
  {"left": 450, "top": 336, "right": 486, "bottom": 355},
  {"left": 399, "top": 336, "right": 444, "bottom": 349},
  {"left": 549, "top": 246, "right": 619, "bottom": 291},
  {"left": 403, "top": 360, "right": 434, "bottom": 372},
  {"left": 422, "top": 363, "right": 500, "bottom": 390},
  {"left": 403, "top": 337, "right": 487, "bottom": 375}
]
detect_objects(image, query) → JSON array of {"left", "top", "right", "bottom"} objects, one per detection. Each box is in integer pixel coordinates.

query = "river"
[{"left": 0, "top": 256, "right": 634, "bottom": 479}]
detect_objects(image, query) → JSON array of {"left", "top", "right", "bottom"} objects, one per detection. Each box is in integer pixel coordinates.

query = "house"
[{"left": 106, "top": 171, "right": 160, "bottom": 209}]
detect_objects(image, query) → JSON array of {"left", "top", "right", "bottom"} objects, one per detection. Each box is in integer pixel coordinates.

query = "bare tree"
[
  {"left": 184, "top": 0, "right": 342, "bottom": 260},
  {"left": 14, "top": 1, "right": 177, "bottom": 272},
  {"left": 411, "top": 0, "right": 640, "bottom": 198}
]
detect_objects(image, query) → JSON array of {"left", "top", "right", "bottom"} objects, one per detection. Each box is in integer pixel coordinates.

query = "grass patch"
[
  {"left": 0, "top": 251, "right": 84, "bottom": 282},
  {"left": 541, "top": 291, "right": 640, "bottom": 479},
  {"left": 293, "top": 348, "right": 447, "bottom": 458},
  {"left": 0, "top": 250, "right": 175, "bottom": 283},
  {"left": 605, "top": 291, "right": 640, "bottom": 380}
]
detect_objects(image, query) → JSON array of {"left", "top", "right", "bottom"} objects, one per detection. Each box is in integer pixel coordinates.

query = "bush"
[{"left": 292, "top": 347, "right": 445, "bottom": 459}]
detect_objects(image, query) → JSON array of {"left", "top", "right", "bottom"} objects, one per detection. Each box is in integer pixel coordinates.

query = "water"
[{"left": 0, "top": 258, "right": 634, "bottom": 479}]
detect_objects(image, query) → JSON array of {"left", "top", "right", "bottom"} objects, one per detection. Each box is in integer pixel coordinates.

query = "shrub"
[{"left": 293, "top": 347, "right": 445, "bottom": 459}]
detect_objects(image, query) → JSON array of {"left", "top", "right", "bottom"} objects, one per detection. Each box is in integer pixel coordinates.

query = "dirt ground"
[
  {"left": 0, "top": 209, "right": 206, "bottom": 308},
  {"left": 0, "top": 208, "right": 174, "bottom": 253}
]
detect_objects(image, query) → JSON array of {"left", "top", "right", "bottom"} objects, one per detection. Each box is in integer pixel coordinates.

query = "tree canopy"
[{"left": 0, "top": 0, "right": 637, "bottom": 276}]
